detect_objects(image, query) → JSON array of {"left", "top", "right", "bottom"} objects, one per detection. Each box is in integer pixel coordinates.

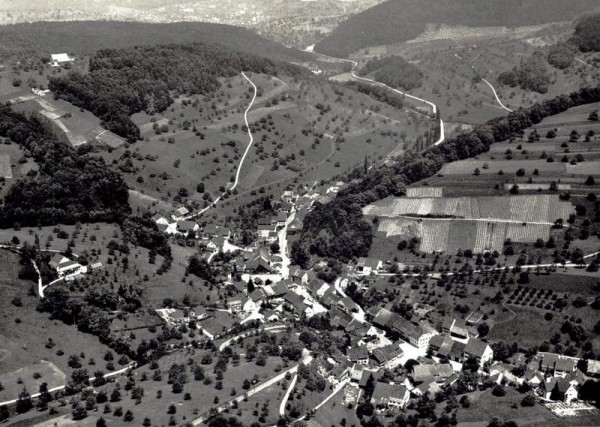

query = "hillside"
[
  {"left": 48, "top": 43, "right": 307, "bottom": 142},
  {"left": 0, "top": 21, "right": 311, "bottom": 65},
  {"left": 315, "top": 0, "right": 600, "bottom": 57},
  {"left": 0, "top": 0, "right": 385, "bottom": 50}
]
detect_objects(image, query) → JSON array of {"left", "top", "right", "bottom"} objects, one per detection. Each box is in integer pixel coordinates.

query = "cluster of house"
[
  {"left": 154, "top": 304, "right": 237, "bottom": 340},
  {"left": 49, "top": 253, "right": 102, "bottom": 280}
]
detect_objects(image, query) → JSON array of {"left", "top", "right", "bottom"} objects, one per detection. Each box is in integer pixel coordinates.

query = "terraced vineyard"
[{"left": 406, "top": 186, "right": 443, "bottom": 197}]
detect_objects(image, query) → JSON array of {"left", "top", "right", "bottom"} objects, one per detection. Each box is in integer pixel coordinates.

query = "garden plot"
[
  {"left": 406, "top": 186, "right": 443, "bottom": 197},
  {"left": 378, "top": 218, "right": 421, "bottom": 237},
  {"left": 0, "top": 154, "right": 12, "bottom": 178},
  {"left": 506, "top": 222, "right": 549, "bottom": 242},
  {"left": 420, "top": 220, "right": 450, "bottom": 253}
]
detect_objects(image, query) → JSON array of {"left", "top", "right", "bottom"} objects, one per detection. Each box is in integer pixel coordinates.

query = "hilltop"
[
  {"left": 0, "top": 21, "right": 311, "bottom": 65},
  {"left": 315, "top": 0, "right": 600, "bottom": 57}
]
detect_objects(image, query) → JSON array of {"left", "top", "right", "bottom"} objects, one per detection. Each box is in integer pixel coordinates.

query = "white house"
[
  {"left": 463, "top": 339, "right": 494, "bottom": 367},
  {"left": 49, "top": 254, "right": 86, "bottom": 278},
  {"left": 171, "top": 206, "right": 190, "bottom": 221},
  {"left": 356, "top": 258, "right": 382, "bottom": 275},
  {"left": 50, "top": 53, "right": 74, "bottom": 67}
]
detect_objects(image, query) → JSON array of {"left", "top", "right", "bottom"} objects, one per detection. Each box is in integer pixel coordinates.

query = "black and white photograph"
[{"left": 0, "top": 1, "right": 599, "bottom": 426}]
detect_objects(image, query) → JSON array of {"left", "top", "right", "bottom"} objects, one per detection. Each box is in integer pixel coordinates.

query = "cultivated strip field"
[
  {"left": 406, "top": 186, "right": 443, "bottom": 197},
  {"left": 379, "top": 217, "right": 552, "bottom": 253},
  {"left": 364, "top": 194, "right": 573, "bottom": 224}
]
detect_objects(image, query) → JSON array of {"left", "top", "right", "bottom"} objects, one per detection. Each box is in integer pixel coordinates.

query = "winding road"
[
  {"left": 184, "top": 71, "right": 258, "bottom": 220},
  {"left": 310, "top": 51, "right": 445, "bottom": 146}
]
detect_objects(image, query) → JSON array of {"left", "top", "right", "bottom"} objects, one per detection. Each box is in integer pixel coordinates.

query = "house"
[
  {"left": 226, "top": 297, "right": 243, "bottom": 313},
  {"left": 263, "top": 282, "right": 288, "bottom": 300},
  {"left": 338, "top": 297, "right": 360, "bottom": 314},
  {"left": 428, "top": 334, "right": 454, "bottom": 356},
  {"left": 290, "top": 268, "right": 309, "bottom": 285},
  {"left": 371, "top": 382, "right": 410, "bottom": 409},
  {"left": 50, "top": 53, "right": 74, "bottom": 67},
  {"left": 542, "top": 377, "right": 578, "bottom": 403},
  {"left": 358, "top": 370, "right": 383, "bottom": 389},
  {"left": 356, "top": 258, "right": 382, "bottom": 275},
  {"left": 489, "top": 364, "right": 522, "bottom": 386},
  {"left": 411, "top": 364, "right": 453, "bottom": 384},
  {"left": 466, "top": 311, "right": 485, "bottom": 325},
  {"left": 177, "top": 220, "right": 199, "bottom": 236},
  {"left": 257, "top": 224, "right": 277, "bottom": 241},
  {"left": 328, "top": 360, "right": 352, "bottom": 385},
  {"left": 245, "top": 256, "right": 272, "bottom": 274},
  {"left": 274, "top": 212, "right": 287, "bottom": 227},
  {"left": 287, "top": 217, "right": 303, "bottom": 235},
  {"left": 248, "top": 289, "right": 267, "bottom": 305},
  {"left": 587, "top": 359, "right": 600, "bottom": 378},
  {"left": 202, "top": 224, "right": 231, "bottom": 240},
  {"left": 371, "top": 345, "right": 404, "bottom": 369},
  {"left": 242, "top": 297, "right": 259, "bottom": 313},
  {"left": 171, "top": 206, "right": 190, "bottom": 221},
  {"left": 283, "top": 292, "right": 309, "bottom": 317},
  {"left": 463, "top": 339, "right": 493, "bottom": 367},
  {"left": 412, "top": 378, "right": 443, "bottom": 397},
  {"left": 540, "top": 353, "right": 560, "bottom": 372},
  {"left": 281, "top": 190, "right": 297, "bottom": 203},
  {"left": 152, "top": 214, "right": 170, "bottom": 226},
  {"left": 442, "top": 318, "right": 473, "bottom": 340},
  {"left": 390, "top": 314, "right": 438, "bottom": 350},
  {"left": 50, "top": 254, "right": 86, "bottom": 278},
  {"left": 348, "top": 346, "right": 369, "bottom": 365},
  {"left": 90, "top": 262, "right": 103, "bottom": 271},
  {"left": 554, "top": 358, "right": 577, "bottom": 378},
  {"left": 525, "top": 370, "right": 545, "bottom": 388}
]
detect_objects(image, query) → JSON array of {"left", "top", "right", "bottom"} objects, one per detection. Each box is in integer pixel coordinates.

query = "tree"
[
  {"left": 585, "top": 175, "right": 596, "bottom": 185},
  {"left": 492, "top": 385, "right": 506, "bottom": 397},
  {"left": 588, "top": 110, "right": 599, "bottom": 121},
  {"left": 16, "top": 388, "right": 32, "bottom": 414},
  {"left": 72, "top": 404, "right": 88, "bottom": 420},
  {"left": 477, "top": 322, "right": 490, "bottom": 337},
  {"left": 123, "top": 410, "right": 134, "bottom": 422},
  {"left": 521, "top": 395, "right": 536, "bottom": 406}
]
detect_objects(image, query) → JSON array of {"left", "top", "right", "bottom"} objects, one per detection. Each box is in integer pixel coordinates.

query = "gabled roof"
[
  {"left": 555, "top": 358, "right": 576, "bottom": 372},
  {"left": 464, "top": 339, "right": 490, "bottom": 358},
  {"left": 359, "top": 370, "right": 383, "bottom": 388},
  {"left": 371, "top": 382, "right": 409, "bottom": 405},
  {"left": 348, "top": 346, "right": 369, "bottom": 361},
  {"left": 371, "top": 344, "right": 403, "bottom": 365},
  {"left": 248, "top": 289, "right": 266, "bottom": 302},
  {"left": 177, "top": 220, "right": 198, "bottom": 231},
  {"left": 412, "top": 364, "right": 453, "bottom": 383}
]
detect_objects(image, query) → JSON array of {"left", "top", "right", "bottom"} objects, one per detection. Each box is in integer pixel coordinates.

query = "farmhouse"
[
  {"left": 49, "top": 253, "right": 86, "bottom": 278},
  {"left": 411, "top": 363, "right": 453, "bottom": 384},
  {"left": 371, "top": 382, "right": 410, "bottom": 409},
  {"left": 171, "top": 206, "right": 189, "bottom": 221},
  {"left": 176, "top": 220, "right": 199, "bottom": 236},
  {"left": 347, "top": 346, "right": 369, "bottom": 365},
  {"left": 463, "top": 339, "right": 493, "bottom": 367},
  {"left": 542, "top": 377, "right": 578, "bottom": 403},
  {"left": 371, "top": 344, "right": 404, "bottom": 369},
  {"left": 152, "top": 214, "right": 170, "bottom": 226}
]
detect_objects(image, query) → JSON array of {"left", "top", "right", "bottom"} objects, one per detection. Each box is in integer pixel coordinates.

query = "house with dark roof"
[
  {"left": 348, "top": 346, "right": 369, "bottom": 365},
  {"left": 338, "top": 297, "right": 360, "bottom": 314},
  {"left": 541, "top": 377, "right": 578, "bottom": 403},
  {"left": 463, "top": 339, "right": 493, "bottom": 367},
  {"left": 554, "top": 358, "right": 577, "bottom": 378},
  {"left": 411, "top": 364, "right": 453, "bottom": 384},
  {"left": 371, "top": 345, "right": 404, "bottom": 369},
  {"left": 371, "top": 382, "right": 410, "bottom": 409},
  {"left": 176, "top": 220, "right": 199, "bottom": 236},
  {"left": 442, "top": 318, "right": 473, "bottom": 340},
  {"left": 171, "top": 206, "right": 190, "bottom": 221}
]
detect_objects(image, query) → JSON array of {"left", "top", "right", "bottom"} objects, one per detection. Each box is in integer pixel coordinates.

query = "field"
[{"left": 457, "top": 388, "right": 558, "bottom": 426}]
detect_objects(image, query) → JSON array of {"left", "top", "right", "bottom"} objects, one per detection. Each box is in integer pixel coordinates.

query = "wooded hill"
[
  {"left": 315, "top": 0, "right": 600, "bottom": 57},
  {"left": 49, "top": 43, "right": 308, "bottom": 142},
  {"left": 0, "top": 106, "right": 130, "bottom": 228},
  {"left": 0, "top": 20, "right": 311, "bottom": 64}
]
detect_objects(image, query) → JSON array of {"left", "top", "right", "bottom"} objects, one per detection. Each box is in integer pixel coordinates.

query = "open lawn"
[{"left": 457, "top": 388, "right": 557, "bottom": 425}]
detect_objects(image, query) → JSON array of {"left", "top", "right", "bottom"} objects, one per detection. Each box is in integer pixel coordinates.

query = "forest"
[
  {"left": 358, "top": 56, "right": 424, "bottom": 91},
  {"left": 49, "top": 43, "right": 307, "bottom": 141},
  {"left": 0, "top": 106, "right": 130, "bottom": 228},
  {"left": 314, "top": 0, "right": 599, "bottom": 57},
  {"left": 498, "top": 52, "right": 552, "bottom": 94},
  {"left": 0, "top": 21, "right": 311, "bottom": 65},
  {"left": 570, "top": 13, "right": 600, "bottom": 52},
  {"left": 293, "top": 86, "right": 600, "bottom": 265}
]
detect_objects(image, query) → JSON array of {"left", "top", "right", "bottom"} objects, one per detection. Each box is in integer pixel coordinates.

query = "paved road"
[
  {"left": 279, "top": 373, "right": 297, "bottom": 416},
  {"left": 0, "top": 363, "right": 136, "bottom": 407},
  {"left": 218, "top": 324, "right": 289, "bottom": 352},
  {"left": 184, "top": 72, "right": 258, "bottom": 221},
  {"left": 309, "top": 51, "right": 445, "bottom": 146}
]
